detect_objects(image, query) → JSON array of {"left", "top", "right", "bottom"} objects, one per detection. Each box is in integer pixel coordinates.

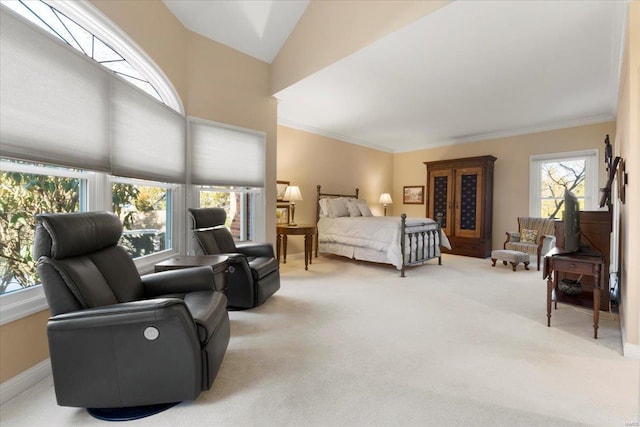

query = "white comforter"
[{"left": 317, "top": 216, "right": 451, "bottom": 269}]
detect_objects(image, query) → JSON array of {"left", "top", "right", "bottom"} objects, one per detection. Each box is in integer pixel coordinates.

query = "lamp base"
[{"left": 290, "top": 204, "right": 296, "bottom": 226}]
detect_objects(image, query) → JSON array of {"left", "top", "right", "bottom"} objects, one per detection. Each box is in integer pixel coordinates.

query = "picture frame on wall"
[
  {"left": 403, "top": 186, "right": 425, "bottom": 204},
  {"left": 276, "top": 204, "right": 290, "bottom": 224},
  {"left": 277, "top": 180, "right": 290, "bottom": 202}
]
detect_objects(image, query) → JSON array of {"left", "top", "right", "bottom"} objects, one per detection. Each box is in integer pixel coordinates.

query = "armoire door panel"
[
  {"left": 454, "top": 167, "right": 483, "bottom": 239},
  {"left": 428, "top": 169, "right": 453, "bottom": 236}
]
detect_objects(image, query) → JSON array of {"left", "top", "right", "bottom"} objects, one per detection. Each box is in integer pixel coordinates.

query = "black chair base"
[{"left": 87, "top": 402, "right": 180, "bottom": 421}]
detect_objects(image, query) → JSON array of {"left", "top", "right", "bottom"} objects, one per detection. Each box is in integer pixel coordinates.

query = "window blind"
[
  {"left": 111, "top": 80, "right": 185, "bottom": 183},
  {"left": 0, "top": 8, "right": 111, "bottom": 171},
  {"left": 0, "top": 8, "right": 186, "bottom": 182},
  {"left": 189, "top": 118, "right": 265, "bottom": 187}
]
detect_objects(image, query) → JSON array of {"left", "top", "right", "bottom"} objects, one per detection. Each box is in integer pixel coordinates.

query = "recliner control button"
[{"left": 144, "top": 326, "right": 159, "bottom": 340}]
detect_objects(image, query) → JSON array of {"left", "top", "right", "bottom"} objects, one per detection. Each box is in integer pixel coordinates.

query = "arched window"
[
  {"left": 2, "top": 0, "right": 183, "bottom": 113},
  {"left": 0, "top": 0, "right": 185, "bottom": 322}
]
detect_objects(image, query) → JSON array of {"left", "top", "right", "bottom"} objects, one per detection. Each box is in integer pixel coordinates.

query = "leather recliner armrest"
[
  {"left": 47, "top": 298, "right": 196, "bottom": 330},
  {"left": 235, "top": 242, "right": 275, "bottom": 258},
  {"left": 142, "top": 266, "right": 216, "bottom": 297}
]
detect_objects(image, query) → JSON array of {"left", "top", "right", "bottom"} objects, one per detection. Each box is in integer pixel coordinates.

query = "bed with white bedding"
[{"left": 316, "top": 186, "right": 451, "bottom": 277}]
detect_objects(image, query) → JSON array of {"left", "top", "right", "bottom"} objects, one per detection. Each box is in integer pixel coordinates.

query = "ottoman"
[{"left": 491, "top": 249, "right": 530, "bottom": 271}]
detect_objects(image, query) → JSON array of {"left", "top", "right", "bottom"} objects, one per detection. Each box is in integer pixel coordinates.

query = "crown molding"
[
  {"left": 277, "top": 118, "right": 394, "bottom": 153},
  {"left": 450, "top": 113, "right": 617, "bottom": 146},
  {"left": 279, "top": 113, "right": 616, "bottom": 154}
]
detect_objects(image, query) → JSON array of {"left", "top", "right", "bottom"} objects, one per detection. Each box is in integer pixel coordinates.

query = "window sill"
[{"left": 0, "top": 286, "right": 48, "bottom": 326}]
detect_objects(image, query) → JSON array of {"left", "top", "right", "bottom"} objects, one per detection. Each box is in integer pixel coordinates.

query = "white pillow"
[
  {"left": 346, "top": 199, "right": 361, "bottom": 217},
  {"left": 328, "top": 197, "right": 350, "bottom": 217},
  {"left": 357, "top": 200, "right": 373, "bottom": 217},
  {"left": 318, "top": 198, "right": 329, "bottom": 217}
]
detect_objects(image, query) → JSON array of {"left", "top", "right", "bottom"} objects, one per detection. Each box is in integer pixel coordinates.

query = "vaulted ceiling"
[{"left": 164, "top": 0, "right": 627, "bottom": 153}]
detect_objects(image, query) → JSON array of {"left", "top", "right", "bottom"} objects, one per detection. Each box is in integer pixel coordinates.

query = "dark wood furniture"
[
  {"left": 544, "top": 248, "right": 606, "bottom": 338},
  {"left": 424, "top": 155, "right": 496, "bottom": 258},
  {"left": 553, "top": 210, "right": 612, "bottom": 310},
  {"left": 276, "top": 224, "right": 316, "bottom": 270},
  {"left": 155, "top": 255, "right": 228, "bottom": 292}
]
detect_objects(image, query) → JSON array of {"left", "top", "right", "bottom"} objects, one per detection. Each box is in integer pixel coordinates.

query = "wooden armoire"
[{"left": 424, "top": 155, "right": 497, "bottom": 258}]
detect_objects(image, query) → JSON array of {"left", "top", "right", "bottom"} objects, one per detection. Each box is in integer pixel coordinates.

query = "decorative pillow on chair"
[
  {"left": 509, "top": 232, "right": 520, "bottom": 242},
  {"left": 520, "top": 229, "right": 538, "bottom": 244}
]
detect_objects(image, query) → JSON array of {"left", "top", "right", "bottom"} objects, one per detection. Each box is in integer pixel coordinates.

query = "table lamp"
[
  {"left": 379, "top": 193, "right": 392, "bottom": 216},
  {"left": 283, "top": 185, "right": 303, "bottom": 225}
]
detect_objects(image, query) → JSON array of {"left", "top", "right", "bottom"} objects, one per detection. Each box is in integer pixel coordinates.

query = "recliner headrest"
[
  {"left": 188, "top": 208, "right": 227, "bottom": 229},
  {"left": 34, "top": 211, "right": 123, "bottom": 259}
]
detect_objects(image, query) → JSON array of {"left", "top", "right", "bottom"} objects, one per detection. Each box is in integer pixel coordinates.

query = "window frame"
[
  {"left": 0, "top": 163, "right": 185, "bottom": 324},
  {"left": 109, "top": 175, "right": 183, "bottom": 272},
  {"left": 529, "top": 149, "right": 600, "bottom": 217},
  {"left": 0, "top": 160, "right": 93, "bottom": 325},
  {"left": 194, "top": 185, "right": 262, "bottom": 242}
]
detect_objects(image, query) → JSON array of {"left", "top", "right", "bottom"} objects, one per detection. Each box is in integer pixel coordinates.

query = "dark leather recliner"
[
  {"left": 188, "top": 208, "right": 280, "bottom": 309},
  {"left": 34, "top": 211, "right": 230, "bottom": 412}
]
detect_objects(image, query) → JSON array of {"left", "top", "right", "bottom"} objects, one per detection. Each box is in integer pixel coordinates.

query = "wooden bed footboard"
[{"left": 400, "top": 213, "right": 444, "bottom": 277}]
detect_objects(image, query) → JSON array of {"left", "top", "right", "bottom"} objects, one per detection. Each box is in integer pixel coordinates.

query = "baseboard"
[{"left": 0, "top": 359, "right": 51, "bottom": 405}]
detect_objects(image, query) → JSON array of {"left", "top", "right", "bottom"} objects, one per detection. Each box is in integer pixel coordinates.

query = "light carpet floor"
[{"left": 1, "top": 254, "right": 639, "bottom": 426}]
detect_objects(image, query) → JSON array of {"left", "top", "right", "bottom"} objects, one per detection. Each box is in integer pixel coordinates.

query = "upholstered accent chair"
[
  {"left": 188, "top": 208, "right": 280, "bottom": 309},
  {"left": 503, "top": 217, "right": 557, "bottom": 271},
  {"left": 34, "top": 211, "right": 230, "bottom": 415}
]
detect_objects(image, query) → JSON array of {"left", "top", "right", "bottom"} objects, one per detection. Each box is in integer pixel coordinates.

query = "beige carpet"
[{"left": 1, "top": 254, "right": 639, "bottom": 426}]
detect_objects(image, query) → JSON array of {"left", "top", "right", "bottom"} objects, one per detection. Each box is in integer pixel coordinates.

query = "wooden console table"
[
  {"left": 276, "top": 224, "right": 316, "bottom": 270},
  {"left": 543, "top": 248, "right": 606, "bottom": 338}
]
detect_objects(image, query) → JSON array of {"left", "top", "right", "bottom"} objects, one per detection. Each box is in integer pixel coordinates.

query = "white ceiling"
[
  {"left": 163, "top": 0, "right": 309, "bottom": 63},
  {"left": 165, "top": 0, "right": 627, "bottom": 153}
]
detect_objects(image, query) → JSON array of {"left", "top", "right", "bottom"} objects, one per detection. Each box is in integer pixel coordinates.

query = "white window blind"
[
  {"left": 0, "top": 8, "right": 111, "bottom": 171},
  {"left": 111, "top": 80, "right": 185, "bottom": 183},
  {"left": 189, "top": 118, "right": 265, "bottom": 187},
  {"left": 0, "top": 7, "right": 186, "bottom": 182}
]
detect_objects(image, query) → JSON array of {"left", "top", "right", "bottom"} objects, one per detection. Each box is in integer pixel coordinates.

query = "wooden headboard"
[{"left": 316, "top": 185, "right": 359, "bottom": 223}]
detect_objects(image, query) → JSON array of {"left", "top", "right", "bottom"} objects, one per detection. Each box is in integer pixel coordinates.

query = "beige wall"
[
  {"left": 271, "top": 0, "right": 449, "bottom": 94},
  {"left": 394, "top": 122, "right": 616, "bottom": 252},
  {"left": 0, "top": 311, "right": 49, "bottom": 383},
  {"left": 615, "top": 1, "right": 639, "bottom": 352},
  {"left": 277, "top": 126, "right": 393, "bottom": 254},
  {"left": 1, "top": 0, "right": 278, "bottom": 384}
]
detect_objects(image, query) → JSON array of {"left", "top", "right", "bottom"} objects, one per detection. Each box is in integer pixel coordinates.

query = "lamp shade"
[
  {"left": 379, "top": 193, "right": 393, "bottom": 204},
  {"left": 283, "top": 186, "right": 303, "bottom": 202}
]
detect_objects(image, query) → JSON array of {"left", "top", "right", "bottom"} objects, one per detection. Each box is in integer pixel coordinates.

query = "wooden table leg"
[
  {"left": 308, "top": 233, "right": 313, "bottom": 265},
  {"left": 547, "top": 276, "right": 553, "bottom": 327},
  {"left": 276, "top": 234, "right": 281, "bottom": 263},
  {"left": 283, "top": 235, "right": 288, "bottom": 264},
  {"left": 593, "top": 270, "right": 601, "bottom": 339},
  {"left": 303, "top": 233, "right": 309, "bottom": 270}
]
